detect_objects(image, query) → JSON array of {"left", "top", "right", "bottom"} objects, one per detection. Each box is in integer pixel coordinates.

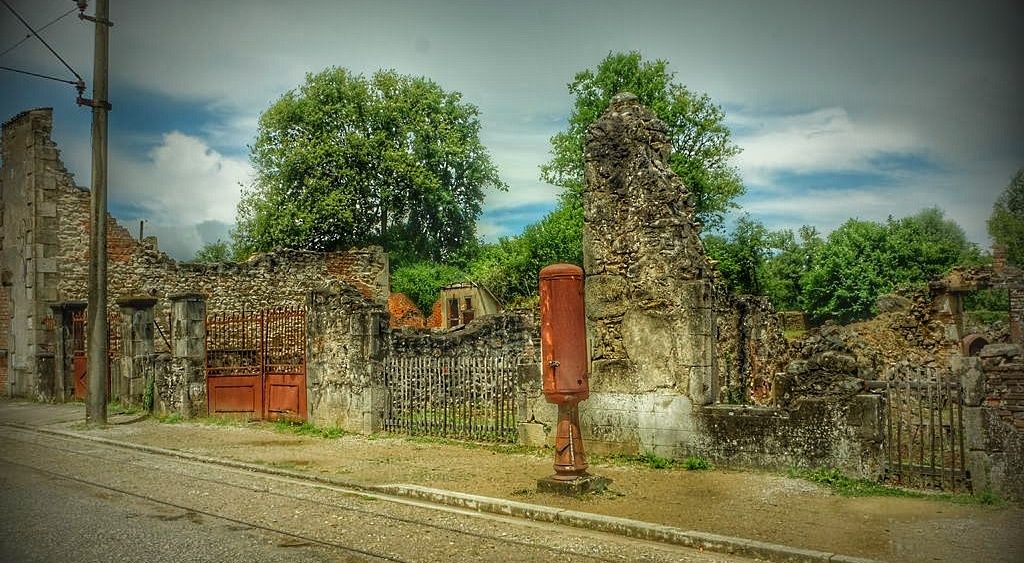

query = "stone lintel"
[
  {"left": 50, "top": 300, "right": 88, "bottom": 312},
  {"left": 116, "top": 295, "right": 158, "bottom": 309},
  {"left": 167, "top": 292, "right": 206, "bottom": 302}
]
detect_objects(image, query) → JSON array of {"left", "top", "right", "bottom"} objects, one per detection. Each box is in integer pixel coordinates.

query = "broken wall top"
[{"left": 583, "top": 93, "right": 714, "bottom": 309}]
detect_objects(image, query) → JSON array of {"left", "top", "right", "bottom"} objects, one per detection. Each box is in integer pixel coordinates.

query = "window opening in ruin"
[{"left": 963, "top": 288, "right": 1010, "bottom": 327}]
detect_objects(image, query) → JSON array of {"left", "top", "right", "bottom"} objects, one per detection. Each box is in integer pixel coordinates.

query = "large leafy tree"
[
  {"left": 234, "top": 67, "right": 506, "bottom": 263},
  {"left": 988, "top": 169, "right": 1024, "bottom": 266},
  {"left": 541, "top": 51, "right": 744, "bottom": 230}
]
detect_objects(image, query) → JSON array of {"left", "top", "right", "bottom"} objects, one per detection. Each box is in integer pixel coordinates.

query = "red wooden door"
[{"left": 73, "top": 354, "right": 87, "bottom": 399}]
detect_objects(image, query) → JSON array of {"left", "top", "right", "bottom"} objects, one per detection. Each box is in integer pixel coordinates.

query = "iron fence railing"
[{"left": 382, "top": 355, "right": 519, "bottom": 443}]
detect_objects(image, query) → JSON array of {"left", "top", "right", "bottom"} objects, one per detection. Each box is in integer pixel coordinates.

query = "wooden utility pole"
[{"left": 83, "top": 0, "right": 111, "bottom": 425}]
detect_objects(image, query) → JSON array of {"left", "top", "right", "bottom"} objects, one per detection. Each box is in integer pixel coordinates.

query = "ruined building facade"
[{"left": 1, "top": 108, "right": 389, "bottom": 400}]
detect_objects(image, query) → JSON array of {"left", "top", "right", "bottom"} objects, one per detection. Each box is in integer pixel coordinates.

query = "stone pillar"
[
  {"left": 116, "top": 296, "right": 157, "bottom": 407},
  {"left": 932, "top": 291, "right": 965, "bottom": 347},
  {"left": 306, "top": 284, "right": 385, "bottom": 433},
  {"left": 580, "top": 93, "right": 716, "bottom": 455},
  {"left": 993, "top": 244, "right": 1007, "bottom": 275},
  {"left": 49, "top": 301, "right": 86, "bottom": 401},
  {"left": 169, "top": 293, "right": 205, "bottom": 417}
]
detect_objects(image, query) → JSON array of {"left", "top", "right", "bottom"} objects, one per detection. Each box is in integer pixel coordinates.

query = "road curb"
[
  {"left": 11, "top": 423, "right": 887, "bottom": 563},
  {"left": 377, "top": 484, "right": 884, "bottom": 563}
]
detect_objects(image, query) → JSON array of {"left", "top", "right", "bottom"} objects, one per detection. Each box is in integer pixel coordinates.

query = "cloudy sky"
[{"left": 2, "top": 0, "right": 1021, "bottom": 260}]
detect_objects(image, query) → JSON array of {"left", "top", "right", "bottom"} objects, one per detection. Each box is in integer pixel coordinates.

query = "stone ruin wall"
[
  {"left": 580, "top": 94, "right": 717, "bottom": 456},
  {"left": 2, "top": 109, "right": 65, "bottom": 396},
  {"left": 56, "top": 177, "right": 389, "bottom": 317},
  {"left": 577, "top": 95, "right": 879, "bottom": 472},
  {"left": 978, "top": 347, "right": 1024, "bottom": 500}
]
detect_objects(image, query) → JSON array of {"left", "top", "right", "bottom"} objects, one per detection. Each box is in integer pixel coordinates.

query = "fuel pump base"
[{"left": 537, "top": 473, "right": 610, "bottom": 496}]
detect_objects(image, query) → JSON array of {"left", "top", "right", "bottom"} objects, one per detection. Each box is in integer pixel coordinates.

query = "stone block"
[
  {"left": 688, "top": 365, "right": 714, "bottom": 405},
  {"left": 980, "top": 343, "right": 1021, "bottom": 359},
  {"left": 37, "top": 201, "right": 56, "bottom": 217},
  {"left": 963, "top": 407, "right": 988, "bottom": 451},
  {"left": 958, "top": 358, "right": 985, "bottom": 407},
  {"left": 517, "top": 421, "right": 548, "bottom": 447},
  {"left": 536, "top": 473, "right": 610, "bottom": 496},
  {"left": 848, "top": 394, "right": 882, "bottom": 441},
  {"left": 585, "top": 274, "right": 629, "bottom": 319}
]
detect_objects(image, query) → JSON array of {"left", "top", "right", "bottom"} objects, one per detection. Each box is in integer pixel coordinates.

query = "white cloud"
[
  {"left": 109, "top": 132, "right": 252, "bottom": 259},
  {"left": 732, "top": 108, "right": 920, "bottom": 185}
]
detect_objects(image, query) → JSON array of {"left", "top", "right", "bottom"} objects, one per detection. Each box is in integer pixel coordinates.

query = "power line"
[
  {"left": 0, "top": 5, "right": 77, "bottom": 59},
  {"left": 1, "top": 0, "right": 82, "bottom": 82},
  {"left": 0, "top": 64, "right": 79, "bottom": 84}
]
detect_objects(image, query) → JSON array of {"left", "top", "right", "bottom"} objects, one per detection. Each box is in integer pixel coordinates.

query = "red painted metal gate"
[
  {"left": 205, "top": 308, "right": 307, "bottom": 420},
  {"left": 70, "top": 310, "right": 116, "bottom": 400}
]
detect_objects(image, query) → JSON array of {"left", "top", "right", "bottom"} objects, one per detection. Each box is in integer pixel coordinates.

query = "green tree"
[
  {"left": 541, "top": 50, "right": 744, "bottom": 230},
  {"left": 800, "top": 208, "right": 978, "bottom": 324},
  {"left": 988, "top": 169, "right": 1024, "bottom": 266},
  {"left": 760, "top": 226, "right": 824, "bottom": 310},
  {"left": 192, "top": 240, "right": 231, "bottom": 263},
  {"left": 234, "top": 67, "right": 506, "bottom": 263},
  {"left": 468, "top": 201, "right": 584, "bottom": 303},
  {"left": 704, "top": 215, "right": 770, "bottom": 294},
  {"left": 801, "top": 219, "right": 891, "bottom": 324}
]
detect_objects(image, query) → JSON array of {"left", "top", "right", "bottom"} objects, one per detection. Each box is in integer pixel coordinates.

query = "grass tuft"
[
  {"left": 684, "top": 456, "right": 712, "bottom": 471},
  {"left": 155, "top": 412, "right": 183, "bottom": 424},
  {"left": 272, "top": 420, "right": 346, "bottom": 439},
  {"left": 788, "top": 467, "right": 1004, "bottom": 505}
]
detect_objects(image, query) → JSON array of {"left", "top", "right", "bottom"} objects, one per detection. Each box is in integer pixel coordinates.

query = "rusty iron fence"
[
  {"left": 206, "top": 310, "right": 262, "bottom": 377},
  {"left": 868, "top": 376, "right": 970, "bottom": 492},
  {"left": 382, "top": 355, "right": 519, "bottom": 443}
]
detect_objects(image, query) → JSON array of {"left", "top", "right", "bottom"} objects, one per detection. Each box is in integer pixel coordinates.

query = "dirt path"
[{"left": 76, "top": 418, "right": 1023, "bottom": 563}]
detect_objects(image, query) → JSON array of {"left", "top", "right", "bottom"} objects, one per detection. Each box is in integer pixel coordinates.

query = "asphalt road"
[{"left": 0, "top": 425, "right": 756, "bottom": 563}]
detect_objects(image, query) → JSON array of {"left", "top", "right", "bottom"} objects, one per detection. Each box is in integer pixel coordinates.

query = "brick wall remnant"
[
  {"left": 387, "top": 293, "right": 425, "bottom": 329},
  {"left": 956, "top": 344, "right": 1024, "bottom": 501}
]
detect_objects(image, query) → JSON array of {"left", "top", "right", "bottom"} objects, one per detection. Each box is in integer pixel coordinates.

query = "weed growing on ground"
[
  {"left": 591, "top": 451, "right": 714, "bottom": 471},
  {"left": 788, "top": 467, "right": 1003, "bottom": 505},
  {"left": 683, "top": 456, "right": 712, "bottom": 470},
  {"left": 272, "top": 420, "right": 345, "bottom": 439},
  {"left": 789, "top": 467, "right": 909, "bottom": 497},
  {"left": 106, "top": 400, "right": 141, "bottom": 415},
  {"left": 637, "top": 451, "right": 673, "bottom": 469},
  {"left": 155, "top": 413, "right": 183, "bottom": 424}
]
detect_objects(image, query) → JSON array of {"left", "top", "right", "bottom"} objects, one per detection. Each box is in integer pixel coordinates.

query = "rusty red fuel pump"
[{"left": 537, "top": 264, "right": 608, "bottom": 493}]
